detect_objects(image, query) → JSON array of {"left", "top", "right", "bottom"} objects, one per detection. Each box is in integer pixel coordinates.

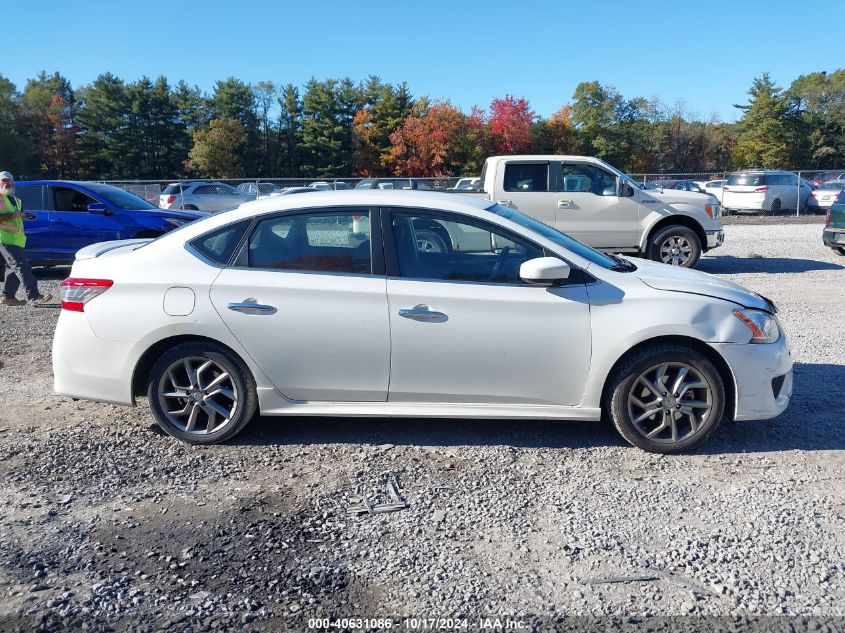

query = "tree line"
[{"left": 1, "top": 70, "right": 843, "bottom": 180}]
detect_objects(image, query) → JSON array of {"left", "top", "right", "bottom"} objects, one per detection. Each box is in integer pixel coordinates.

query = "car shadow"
[
  {"left": 698, "top": 256, "right": 843, "bottom": 275},
  {"left": 233, "top": 362, "right": 844, "bottom": 455},
  {"left": 33, "top": 267, "right": 71, "bottom": 281}
]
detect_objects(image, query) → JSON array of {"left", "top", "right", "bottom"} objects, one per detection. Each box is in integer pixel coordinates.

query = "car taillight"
[
  {"left": 164, "top": 195, "right": 176, "bottom": 204},
  {"left": 809, "top": 192, "right": 816, "bottom": 198},
  {"left": 826, "top": 209, "right": 831, "bottom": 227},
  {"left": 60, "top": 278, "right": 113, "bottom": 312},
  {"left": 754, "top": 186, "right": 769, "bottom": 193}
]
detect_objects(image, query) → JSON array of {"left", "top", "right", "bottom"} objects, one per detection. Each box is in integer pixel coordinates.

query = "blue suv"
[{"left": 14, "top": 181, "right": 203, "bottom": 266}]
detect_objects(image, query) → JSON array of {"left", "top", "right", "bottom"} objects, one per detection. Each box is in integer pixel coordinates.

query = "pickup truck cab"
[{"left": 459, "top": 156, "right": 724, "bottom": 267}]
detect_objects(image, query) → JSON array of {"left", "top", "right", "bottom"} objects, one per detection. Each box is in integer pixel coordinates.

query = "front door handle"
[
  {"left": 558, "top": 199, "right": 574, "bottom": 208},
  {"left": 228, "top": 300, "right": 277, "bottom": 315},
  {"left": 399, "top": 304, "right": 447, "bottom": 321},
  {"left": 496, "top": 200, "right": 512, "bottom": 207}
]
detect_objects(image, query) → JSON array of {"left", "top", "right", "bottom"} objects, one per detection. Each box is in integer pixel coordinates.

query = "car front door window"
[
  {"left": 390, "top": 212, "right": 542, "bottom": 284},
  {"left": 53, "top": 187, "right": 97, "bottom": 211}
]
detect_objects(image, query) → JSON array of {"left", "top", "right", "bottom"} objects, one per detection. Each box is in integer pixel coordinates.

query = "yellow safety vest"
[{"left": 0, "top": 194, "right": 25, "bottom": 248}]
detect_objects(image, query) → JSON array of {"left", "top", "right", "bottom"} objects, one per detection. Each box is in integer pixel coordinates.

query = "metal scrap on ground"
[{"left": 347, "top": 475, "right": 409, "bottom": 516}]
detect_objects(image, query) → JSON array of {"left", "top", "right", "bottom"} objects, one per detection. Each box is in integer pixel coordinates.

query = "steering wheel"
[{"left": 489, "top": 246, "right": 511, "bottom": 281}]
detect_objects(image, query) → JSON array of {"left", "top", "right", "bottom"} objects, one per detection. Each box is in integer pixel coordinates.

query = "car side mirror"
[
  {"left": 519, "top": 257, "right": 571, "bottom": 285},
  {"left": 619, "top": 182, "right": 635, "bottom": 197},
  {"left": 86, "top": 202, "right": 111, "bottom": 215}
]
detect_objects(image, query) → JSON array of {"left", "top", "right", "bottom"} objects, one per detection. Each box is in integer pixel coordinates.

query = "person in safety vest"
[{"left": 0, "top": 171, "right": 52, "bottom": 306}]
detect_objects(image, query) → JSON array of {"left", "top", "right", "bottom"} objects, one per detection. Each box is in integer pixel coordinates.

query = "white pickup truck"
[{"left": 456, "top": 155, "right": 724, "bottom": 268}]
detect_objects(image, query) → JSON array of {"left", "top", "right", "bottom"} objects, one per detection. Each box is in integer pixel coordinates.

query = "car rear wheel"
[
  {"left": 648, "top": 225, "right": 701, "bottom": 267},
  {"left": 415, "top": 229, "right": 449, "bottom": 253},
  {"left": 837, "top": 247, "right": 845, "bottom": 256},
  {"left": 606, "top": 344, "right": 725, "bottom": 454},
  {"left": 147, "top": 342, "right": 258, "bottom": 444},
  {"left": 768, "top": 198, "right": 782, "bottom": 215},
  {"left": 183, "top": 204, "right": 198, "bottom": 211}
]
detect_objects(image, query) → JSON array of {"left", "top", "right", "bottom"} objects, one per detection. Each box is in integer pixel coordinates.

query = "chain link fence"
[{"left": 104, "top": 169, "right": 844, "bottom": 216}]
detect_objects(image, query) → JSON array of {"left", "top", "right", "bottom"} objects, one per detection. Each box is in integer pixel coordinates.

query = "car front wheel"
[
  {"left": 147, "top": 342, "right": 258, "bottom": 444},
  {"left": 606, "top": 345, "right": 725, "bottom": 454},
  {"left": 648, "top": 225, "right": 702, "bottom": 267}
]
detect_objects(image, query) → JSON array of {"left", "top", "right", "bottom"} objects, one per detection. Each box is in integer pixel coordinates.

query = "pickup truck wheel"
[
  {"left": 415, "top": 229, "right": 449, "bottom": 253},
  {"left": 836, "top": 247, "right": 845, "bottom": 256},
  {"left": 606, "top": 344, "right": 725, "bottom": 454},
  {"left": 648, "top": 226, "right": 701, "bottom": 267}
]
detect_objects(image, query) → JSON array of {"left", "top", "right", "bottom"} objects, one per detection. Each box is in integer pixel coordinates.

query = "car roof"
[{"left": 237, "top": 190, "right": 495, "bottom": 215}]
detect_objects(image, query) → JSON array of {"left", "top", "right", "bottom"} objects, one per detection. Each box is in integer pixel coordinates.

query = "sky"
[{"left": 7, "top": 0, "right": 844, "bottom": 123}]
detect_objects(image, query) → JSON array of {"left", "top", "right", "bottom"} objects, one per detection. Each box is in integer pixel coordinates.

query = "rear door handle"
[
  {"left": 399, "top": 305, "right": 447, "bottom": 321},
  {"left": 558, "top": 199, "right": 573, "bottom": 208},
  {"left": 228, "top": 300, "right": 276, "bottom": 315},
  {"left": 496, "top": 200, "right": 512, "bottom": 206}
]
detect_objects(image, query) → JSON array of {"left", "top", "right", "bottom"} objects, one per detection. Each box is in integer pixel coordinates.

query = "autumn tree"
[
  {"left": 532, "top": 104, "right": 575, "bottom": 155},
  {"left": 353, "top": 79, "right": 413, "bottom": 175},
  {"left": 0, "top": 75, "right": 38, "bottom": 177},
  {"left": 384, "top": 99, "right": 483, "bottom": 176},
  {"left": 487, "top": 95, "right": 535, "bottom": 154},
  {"left": 188, "top": 118, "right": 246, "bottom": 178}
]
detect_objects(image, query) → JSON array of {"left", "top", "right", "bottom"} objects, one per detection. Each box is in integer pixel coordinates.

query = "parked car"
[
  {"left": 14, "top": 181, "right": 201, "bottom": 266},
  {"left": 644, "top": 179, "right": 706, "bottom": 194},
  {"left": 308, "top": 181, "right": 352, "bottom": 191},
  {"left": 236, "top": 182, "right": 279, "bottom": 196},
  {"left": 703, "top": 180, "right": 726, "bottom": 203},
  {"left": 807, "top": 181, "right": 845, "bottom": 211},
  {"left": 52, "top": 191, "right": 791, "bottom": 454},
  {"left": 159, "top": 182, "right": 252, "bottom": 212},
  {"left": 823, "top": 190, "right": 845, "bottom": 255},
  {"left": 810, "top": 171, "right": 845, "bottom": 188},
  {"left": 451, "top": 177, "right": 481, "bottom": 191},
  {"left": 260, "top": 187, "right": 322, "bottom": 199},
  {"left": 355, "top": 178, "right": 435, "bottom": 190},
  {"left": 722, "top": 170, "right": 812, "bottom": 214},
  {"left": 460, "top": 156, "right": 723, "bottom": 268}
]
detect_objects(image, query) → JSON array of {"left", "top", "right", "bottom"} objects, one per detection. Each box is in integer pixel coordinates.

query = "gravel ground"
[{"left": 0, "top": 221, "right": 843, "bottom": 631}]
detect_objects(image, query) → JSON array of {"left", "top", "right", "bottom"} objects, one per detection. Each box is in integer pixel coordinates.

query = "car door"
[
  {"left": 14, "top": 184, "right": 51, "bottom": 262},
  {"left": 383, "top": 208, "right": 592, "bottom": 405},
  {"left": 554, "top": 161, "right": 637, "bottom": 248},
  {"left": 497, "top": 161, "right": 557, "bottom": 225},
  {"left": 209, "top": 208, "right": 391, "bottom": 402},
  {"left": 49, "top": 185, "right": 124, "bottom": 259}
]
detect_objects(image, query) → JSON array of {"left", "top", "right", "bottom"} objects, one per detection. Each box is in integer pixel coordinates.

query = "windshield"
[
  {"left": 819, "top": 182, "right": 844, "bottom": 190},
  {"left": 488, "top": 204, "right": 621, "bottom": 270},
  {"left": 87, "top": 184, "right": 159, "bottom": 210}
]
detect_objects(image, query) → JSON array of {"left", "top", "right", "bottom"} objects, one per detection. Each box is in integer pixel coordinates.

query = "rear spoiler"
[{"left": 74, "top": 239, "right": 152, "bottom": 261}]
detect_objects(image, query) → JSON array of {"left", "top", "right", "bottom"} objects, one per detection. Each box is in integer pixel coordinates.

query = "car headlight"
[
  {"left": 734, "top": 309, "right": 780, "bottom": 343},
  {"left": 704, "top": 203, "right": 720, "bottom": 219}
]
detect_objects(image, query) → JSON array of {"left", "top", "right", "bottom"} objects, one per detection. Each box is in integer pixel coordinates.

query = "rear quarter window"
[
  {"left": 14, "top": 185, "right": 44, "bottom": 210},
  {"left": 190, "top": 220, "right": 251, "bottom": 265}
]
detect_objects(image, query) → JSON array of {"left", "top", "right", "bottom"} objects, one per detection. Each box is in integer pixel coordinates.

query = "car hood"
[
  {"left": 627, "top": 257, "right": 773, "bottom": 310},
  {"left": 644, "top": 188, "right": 716, "bottom": 206},
  {"left": 143, "top": 208, "right": 204, "bottom": 221}
]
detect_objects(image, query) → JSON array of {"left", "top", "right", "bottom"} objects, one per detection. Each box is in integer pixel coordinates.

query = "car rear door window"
[
  {"left": 389, "top": 211, "right": 543, "bottom": 284},
  {"left": 504, "top": 163, "right": 549, "bottom": 192},
  {"left": 14, "top": 185, "right": 45, "bottom": 210},
  {"left": 247, "top": 211, "right": 371, "bottom": 274}
]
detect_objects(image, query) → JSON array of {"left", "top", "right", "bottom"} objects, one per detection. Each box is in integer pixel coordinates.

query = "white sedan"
[{"left": 52, "top": 191, "right": 792, "bottom": 454}]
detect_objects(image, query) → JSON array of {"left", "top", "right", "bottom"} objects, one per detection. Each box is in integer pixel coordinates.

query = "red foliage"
[{"left": 488, "top": 95, "right": 535, "bottom": 154}]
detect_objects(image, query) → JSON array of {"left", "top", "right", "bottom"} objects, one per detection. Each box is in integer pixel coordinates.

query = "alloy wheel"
[
  {"left": 659, "top": 235, "right": 693, "bottom": 266},
  {"left": 626, "top": 362, "right": 713, "bottom": 444},
  {"left": 157, "top": 356, "right": 239, "bottom": 435}
]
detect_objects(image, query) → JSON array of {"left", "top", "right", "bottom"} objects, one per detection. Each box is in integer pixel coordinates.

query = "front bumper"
[
  {"left": 709, "top": 335, "right": 792, "bottom": 421},
  {"left": 705, "top": 229, "right": 725, "bottom": 250},
  {"left": 823, "top": 227, "right": 845, "bottom": 248}
]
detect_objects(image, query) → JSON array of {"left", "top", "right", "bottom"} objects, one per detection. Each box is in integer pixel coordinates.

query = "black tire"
[
  {"left": 768, "top": 198, "right": 782, "bottom": 215},
  {"left": 146, "top": 341, "right": 258, "bottom": 444},
  {"left": 415, "top": 228, "right": 449, "bottom": 253},
  {"left": 606, "top": 344, "right": 725, "bottom": 454},
  {"left": 183, "top": 204, "right": 198, "bottom": 211},
  {"left": 647, "top": 225, "right": 702, "bottom": 268},
  {"left": 837, "top": 247, "right": 845, "bottom": 256}
]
